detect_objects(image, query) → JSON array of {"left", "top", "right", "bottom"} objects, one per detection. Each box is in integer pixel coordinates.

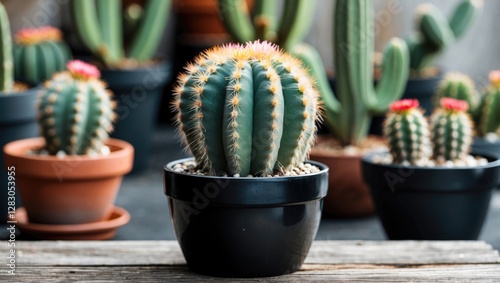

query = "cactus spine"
[
  {"left": 13, "top": 27, "right": 71, "bottom": 84},
  {"left": 406, "top": 0, "right": 483, "bottom": 73},
  {"left": 38, "top": 60, "right": 116, "bottom": 155},
  {"left": 172, "top": 41, "right": 320, "bottom": 176},
  {"left": 384, "top": 99, "right": 431, "bottom": 164},
  {"left": 71, "top": 0, "right": 171, "bottom": 67},
  {"left": 0, "top": 2, "right": 13, "bottom": 92},
  {"left": 431, "top": 98, "right": 473, "bottom": 163}
]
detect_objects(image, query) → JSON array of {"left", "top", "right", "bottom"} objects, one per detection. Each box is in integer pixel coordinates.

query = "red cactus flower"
[
  {"left": 389, "top": 99, "right": 419, "bottom": 113},
  {"left": 67, "top": 60, "right": 100, "bottom": 80},
  {"left": 489, "top": 70, "right": 500, "bottom": 87},
  {"left": 440, "top": 97, "right": 469, "bottom": 112}
]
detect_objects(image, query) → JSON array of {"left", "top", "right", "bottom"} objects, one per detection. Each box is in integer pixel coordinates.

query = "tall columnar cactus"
[
  {"left": 38, "top": 60, "right": 116, "bottom": 155},
  {"left": 431, "top": 98, "right": 473, "bottom": 162},
  {"left": 218, "top": 0, "right": 314, "bottom": 51},
  {"left": 476, "top": 71, "right": 500, "bottom": 136},
  {"left": 13, "top": 26, "right": 71, "bottom": 84},
  {"left": 384, "top": 99, "right": 431, "bottom": 164},
  {"left": 292, "top": 0, "right": 409, "bottom": 146},
  {"left": 172, "top": 41, "right": 320, "bottom": 176},
  {"left": 71, "top": 0, "right": 171, "bottom": 68},
  {"left": 0, "top": 2, "right": 13, "bottom": 92},
  {"left": 406, "top": 0, "right": 483, "bottom": 73},
  {"left": 435, "top": 72, "right": 478, "bottom": 115}
]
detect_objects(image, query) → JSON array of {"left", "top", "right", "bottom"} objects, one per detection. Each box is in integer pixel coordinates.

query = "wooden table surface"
[{"left": 2, "top": 240, "right": 499, "bottom": 282}]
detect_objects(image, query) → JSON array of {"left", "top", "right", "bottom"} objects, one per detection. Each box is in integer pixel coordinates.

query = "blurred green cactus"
[
  {"left": 71, "top": 0, "right": 171, "bottom": 68},
  {"left": 38, "top": 60, "right": 116, "bottom": 155},
  {"left": 406, "top": 0, "right": 483, "bottom": 73},
  {"left": 384, "top": 99, "right": 431, "bottom": 164},
  {"left": 0, "top": 2, "right": 13, "bottom": 92},
  {"left": 293, "top": 0, "right": 410, "bottom": 146},
  {"left": 431, "top": 98, "right": 473, "bottom": 162},
  {"left": 172, "top": 41, "right": 320, "bottom": 176},
  {"left": 13, "top": 26, "right": 71, "bottom": 84},
  {"left": 436, "top": 71, "right": 500, "bottom": 137},
  {"left": 218, "top": 0, "right": 314, "bottom": 51}
]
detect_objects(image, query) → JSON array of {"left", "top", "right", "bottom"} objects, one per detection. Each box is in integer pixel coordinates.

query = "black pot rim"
[
  {"left": 163, "top": 157, "right": 329, "bottom": 206},
  {"left": 362, "top": 150, "right": 500, "bottom": 171}
]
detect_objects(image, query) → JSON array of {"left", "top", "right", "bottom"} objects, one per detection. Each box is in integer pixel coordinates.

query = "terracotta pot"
[
  {"left": 173, "top": 0, "right": 227, "bottom": 35},
  {"left": 309, "top": 138, "right": 376, "bottom": 218},
  {"left": 3, "top": 138, "right": 133, "bottom": 225}
]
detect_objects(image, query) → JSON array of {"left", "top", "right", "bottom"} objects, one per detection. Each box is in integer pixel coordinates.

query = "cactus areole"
[{"left": 172, "top": 41, "right": 321, "bottom": 177}]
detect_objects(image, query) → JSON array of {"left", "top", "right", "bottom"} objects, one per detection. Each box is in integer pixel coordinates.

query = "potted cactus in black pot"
[
  {"left": 163, "top": 41, "right": 328, "bottom": 277},
  {"left": 70, "top": 0, "right": 172, "bottom": 173},
  {"left": 362, "top": 98, "right": 500, "bottom": 240},
  {"left": 435, "top": 71, "right": 500, "bottom": 158}
]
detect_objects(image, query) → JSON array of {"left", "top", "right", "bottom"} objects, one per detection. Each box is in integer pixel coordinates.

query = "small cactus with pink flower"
[
  {"left": 431, "top": 98, "right": 473, "bottom": 163},
  {"left": 383, "top": 99, "right": 431, "bottom": 164},
  {"left": 14, "top": 26, "right": 71, "bottom": 84},
  {"left": 38, "top": 60, "right": 116, "bottom": 155}
]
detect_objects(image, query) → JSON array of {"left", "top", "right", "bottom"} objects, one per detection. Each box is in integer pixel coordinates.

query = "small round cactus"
[
  {"left": 172, "top": 41, "right": 321, "bottom": 176},
  {"left": 435, "top": 72, "right": 478, "bottom": 111},
  {"left": 14, "top": 26, "right": 71, "bottom": 84},
  {"left": 38, "top": 60, "right": 116, "bottom": 155},
  {"left": 476, "top": 70, "right": 500, "bottom": 136},
  {"left": 431, "top": 98, "right": 473, "bottom": 163},
  {"left": 384, "top": 99, "right": 431, "bottom": 164}
]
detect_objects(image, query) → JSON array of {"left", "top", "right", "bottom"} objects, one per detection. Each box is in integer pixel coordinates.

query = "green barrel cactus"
[
  {"left": 384, "top": 99, "right": 431, "bottom": 164},
  {"left": 476, "top": 71, "right": 500, "bottom": 136},
  {"left": 0, "top": 2, "right": 13, "bottom": 92},
  {"left": 172, "top": 41, "right": 320, "bottom": 176},
  {"left": 14, "top": 26, "right": 71, "bottom": 84},
  {"left": 407, "top": 0, "right": 483, "bottom": 73},
  {"left": 435, "top": 72, "right": 478, "bottom": 115},
  {"left": 38, "top": 60, "right": 116, "bottom": 155},
  {"left": 430, "top": 98, "right": 473, "bottom": 162},
  {"left": 71, "top": 0, "right": 171, "bottom": 67}
]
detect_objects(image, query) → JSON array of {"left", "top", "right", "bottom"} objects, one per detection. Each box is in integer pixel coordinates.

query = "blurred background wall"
[{"left": 2, "top": 0, "right": 498, "bottom": 86}]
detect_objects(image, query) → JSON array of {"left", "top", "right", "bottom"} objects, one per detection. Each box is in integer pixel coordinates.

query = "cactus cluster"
[
  {"left": 0, "top": 2, "right": 13, "bottom": 92},
  {"left": 436, "top": 71, "right": 500, "bottom": 137},
  {"left": 172, "top": 41, "right": 320, "bottom": 177},
  {"left": 218, "top": 0, "right": 314, "bottom": 51},
  {"left": 71, "top": 0, "right": 171, "bottom": 68},
  {"left": 38, "top": 60, "right": 116, "bottom": 155},
  {"left": 406, "top": 0, "right": 482, "bottom": 73},
  {"left": 13, "top": 26, "right": 71, "bottom": 84},
  {"left": 384, "top": 98, "right": 474, "bottom": 165}
]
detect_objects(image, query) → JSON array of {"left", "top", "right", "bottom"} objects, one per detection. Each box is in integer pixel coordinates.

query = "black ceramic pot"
[
  {"left": 472, "top": 137, "right": 500, "bottom": 159},
  {"left": 362, "top": 151, "right": 500, "bottom": 240},
  {"left": 101, "top": 62, "right": 171, "bottom": 173},
  {"left": 402, "top": 74, "right": 442, "bottom": 115},
  {"left": 163, "top": 158, "right": 329, "bottom": 278},
  {"left": 0, "top": 87, "right": 39, "bottom": 222}
]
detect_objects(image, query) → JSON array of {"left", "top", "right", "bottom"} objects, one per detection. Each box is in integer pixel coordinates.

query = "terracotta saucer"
[{"left": 14, "top": 206, "right": 130, "bottom": 240}]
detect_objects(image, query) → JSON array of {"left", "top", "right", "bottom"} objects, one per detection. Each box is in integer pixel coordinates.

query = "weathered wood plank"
[
  {"left": 2, "top": 264, "right": 500, "bottom": 283},
  {"left": 11, "top": 240, "right": 500, "bottom": 266}
]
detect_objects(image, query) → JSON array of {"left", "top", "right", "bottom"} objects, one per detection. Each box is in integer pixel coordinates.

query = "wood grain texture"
[{"left": 1, "top": 240, "right": 499, "bottom": 282}]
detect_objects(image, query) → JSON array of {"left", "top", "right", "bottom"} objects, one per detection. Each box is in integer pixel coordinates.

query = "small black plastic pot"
[
  {"left": 163, "top": 158, "right": 329, "bottom": 278},
  {"left": 101, "top": 62, "right": 171, "bottom": 173},
  {"left": 362, "top": 151, "right": 500, "bottom": 240},
  {"left": 402, "top": 74, "right": 442, "bottom": 115},
  {"left": 0, "top": 87, "right": 39, "bottom": 222}
]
